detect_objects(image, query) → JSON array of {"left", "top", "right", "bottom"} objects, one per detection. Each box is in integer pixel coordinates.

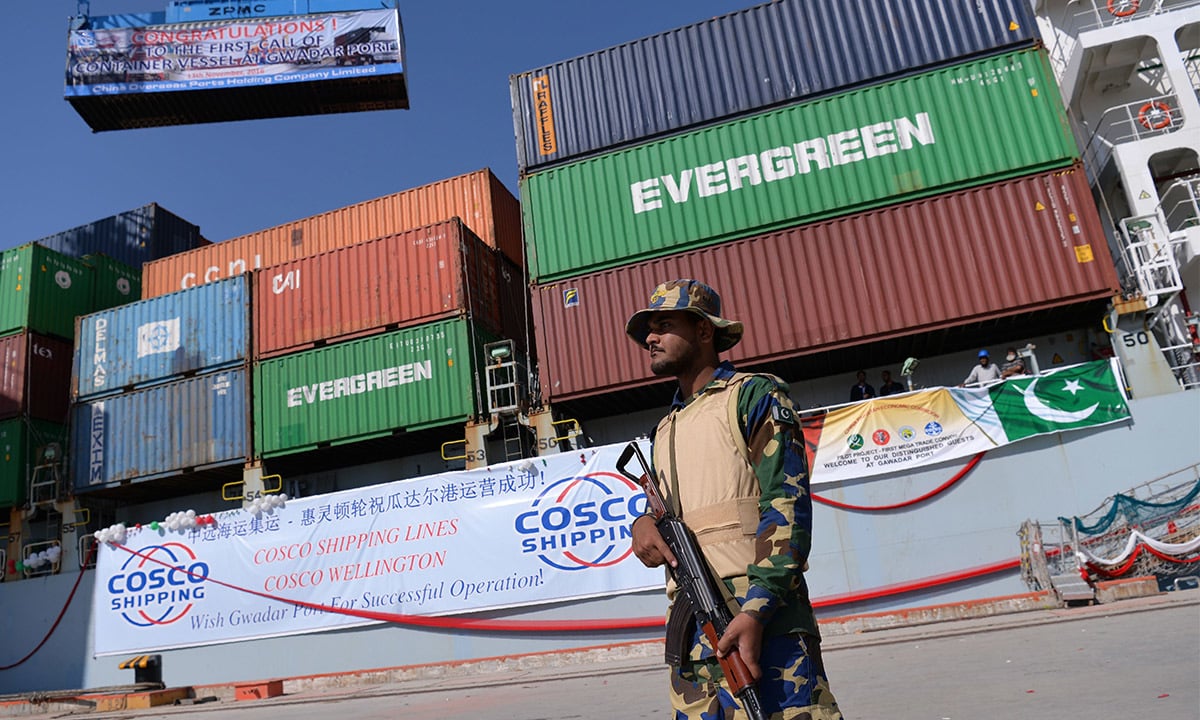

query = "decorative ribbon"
[{"left": 812, "top": 453, "right": 984, "bottom": 511}]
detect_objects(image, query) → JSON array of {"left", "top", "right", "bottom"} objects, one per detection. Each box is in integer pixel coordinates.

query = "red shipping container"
[
  {"left": 531, "top": 164, "right": 1119, "bottom": 402},
  {"left": 143, "top": 169, "right": 522, "bottom": 298},
  {"left": 0, "top": 332, "right": 73, "bottom": 423},
  {"left": 253, "top": 219, "right": 501, "bottom": 359}
]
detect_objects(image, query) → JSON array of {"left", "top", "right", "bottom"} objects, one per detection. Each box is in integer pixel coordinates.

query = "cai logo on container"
[
  {"left": 514, "top": 472, "right": 646, "bottom": 571},
  {"left": 107, "top": 542, "right": 209, "bottom": 627}
]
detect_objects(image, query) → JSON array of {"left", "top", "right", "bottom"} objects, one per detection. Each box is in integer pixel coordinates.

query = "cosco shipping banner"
[
  {"left": 66, "top": 9, "right": 403, "bottom": 96},
  {"left": 804, "top": 360, "right": 1131, "bottom": 484},
  {"left": 92, "top": 444, "right": 659, "bottom": 655}
]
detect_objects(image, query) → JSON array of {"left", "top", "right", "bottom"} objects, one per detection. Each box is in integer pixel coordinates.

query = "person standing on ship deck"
[
  {"left": 1000, "top": 347, "right": 1027, "bottom": 379},
  {"left": 626, "top": 279, "right": 842, "bottom": 720},
  {"left": 878, "top": 370, "right": 905, "bottom": 396},
  {"left": 848, "top": 370, "right": 875, "bottom": 402},
  {"left": 960, "top": 349, "right": 1002, "bottom": 387}
]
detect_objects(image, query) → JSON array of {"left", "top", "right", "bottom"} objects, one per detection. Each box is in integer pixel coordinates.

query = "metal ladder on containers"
[
  {"left": 1119, "top": 178, "right": 1200, "bottom": 387},
  {"left": 498, "top": 417, "right": 527, "bottom": 463},
  {"left": 27, "top": 442, "right": 66, "bottom": 508},
  {"left": 484, "top": 340, "right": 531, "bottom": 462},
  {"left": 1118, "top": 215, "right": 1182, "bottom": 308}
]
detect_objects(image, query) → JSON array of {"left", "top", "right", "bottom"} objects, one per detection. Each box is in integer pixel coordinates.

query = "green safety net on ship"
[{"left": 1060, "top": 478, "right": 1200, "bottom": 535}]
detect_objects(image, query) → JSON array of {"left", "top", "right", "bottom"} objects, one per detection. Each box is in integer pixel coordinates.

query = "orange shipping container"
[
  {"left": 253, "top": 219, "right": 502, "bottom": 360},
  {"left": 142, "top": 169, "right": 522, "bottom": 299}
]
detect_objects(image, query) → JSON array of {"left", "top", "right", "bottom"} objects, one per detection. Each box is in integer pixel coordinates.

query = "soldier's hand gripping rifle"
[{"left": 618, "top": 442, "right": 769, "bottom": 720}]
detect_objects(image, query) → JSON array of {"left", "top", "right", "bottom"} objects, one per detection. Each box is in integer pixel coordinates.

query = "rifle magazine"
[{"left": 664, "top": 593, "right": 696, "bottom": 667}]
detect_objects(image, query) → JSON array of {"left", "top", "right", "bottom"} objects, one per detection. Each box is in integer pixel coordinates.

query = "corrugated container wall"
[
  {"left": 35, "top": 204, "right": 207, "bottom": 270},
  {"left": 86, "top": 254, "right": 142, "bottom": 312},
  {"left": 531, "top": 164, "right": 1118, "bottom": 402},
  {"left": 0, "top": 333, "right": 73, "bottom": 423},
  {"left": 74, "top": 276, "right": 249, "bottom": 401},
  {"left": 142, "top": 169, "right": 522, "bottom": 298},
  {"left": 254, "top": 318, "right": 492, "bottom": 458},
  {"left": 0, "top": 245, "right": 94, "bottom": 340},
  {"left": 496, "top": 253, "right": 534, "bottom": 358},
  {"left": 71, "top": 368, "right": 250, "bottom": 490},
  {"left": 253, "top": 219, "right": 500, "bottom": 359},
  {"left": 522, "top": 48, "right": 1077, "bottom": 283},
  {"left": 512, "top": 0, "right": 1038, "bottom": 172},
  {"left": 0, "top": 419, "right": 66, "bottom": 508}
]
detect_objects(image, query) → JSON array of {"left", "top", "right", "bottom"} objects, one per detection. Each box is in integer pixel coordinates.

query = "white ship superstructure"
[{"left": 1039, "top": 0, "right": 1200, "bottom": 387}]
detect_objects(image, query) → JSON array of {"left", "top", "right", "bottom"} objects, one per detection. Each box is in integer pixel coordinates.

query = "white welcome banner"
[
  {"left": 92, "top": 443, "right": 660, "bottom": 655},
  {"left": 805, "top": 360, "right": 1131, "bottom": 484}
]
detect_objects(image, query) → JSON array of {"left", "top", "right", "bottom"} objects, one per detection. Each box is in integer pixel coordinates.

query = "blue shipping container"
[
  {"left": 511, "top": 0, "right": 1038, "bottom": 172},
  {"left": 73, "top": 275, "right": 248, "bottom": 401},
  {"left": 71, "top": 368, "right": 249, "bottom": 490},
  {"left": 35, "top": 204, "right": 207, "bottom": 270}
]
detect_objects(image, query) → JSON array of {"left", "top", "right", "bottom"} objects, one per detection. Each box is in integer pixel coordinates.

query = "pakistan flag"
[{"left": 987, "top": 360, "right": 1131, "bottom": 442}]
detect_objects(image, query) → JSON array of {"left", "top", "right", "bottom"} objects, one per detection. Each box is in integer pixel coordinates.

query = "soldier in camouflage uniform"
[{"left": 626, "top": 279, "right": 842, "bottom": 720}]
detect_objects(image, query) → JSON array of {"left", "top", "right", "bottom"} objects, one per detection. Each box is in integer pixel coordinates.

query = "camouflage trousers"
[{"left": 668, "top": 631, "right": 842, "bottom": 720}]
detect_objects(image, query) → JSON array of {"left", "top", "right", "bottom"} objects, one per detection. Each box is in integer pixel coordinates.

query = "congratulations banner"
[
  {"left": 805, "top": 360, "right": 1131, "bottom": 484},
  {"left": 92, "top": 444, "right": 660, "bottom": 655},
  {"left": 66, "top": 9, "right": 404, "bottom": 97}
]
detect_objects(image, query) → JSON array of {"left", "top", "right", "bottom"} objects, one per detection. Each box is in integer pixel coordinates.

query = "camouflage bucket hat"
[{"left": 625, "top": 279, "right": 744, "bottom": 352}]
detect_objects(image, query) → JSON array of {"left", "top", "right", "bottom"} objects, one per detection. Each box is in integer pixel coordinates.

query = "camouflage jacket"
[{"left": 654, "top": 361, "right": 819, "bottom": 639}]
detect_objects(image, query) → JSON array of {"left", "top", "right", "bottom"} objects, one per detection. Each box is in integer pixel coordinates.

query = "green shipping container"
[
  {"left": 85, "top": 254, "right": 142, "bottom": 312},
  {"left": 521, "top": 48, "right": 1078, "bottom": 282},
  {"left": 254, "top": 318, "right": 492, "bottom": 458},
  {"left": 0, "top": 244, "right": 95, "bottom": 340},
  {"left": 0, "top": 419, "right": 66, "bottom": 508}
]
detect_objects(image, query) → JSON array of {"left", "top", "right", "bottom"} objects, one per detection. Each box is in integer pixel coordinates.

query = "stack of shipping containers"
[
  {"left": 120, "top": 169, "right": 526, "bottom": 474},
  {"left": 0, "top": 241, "right": 148, "bottom": 509},
  {"left": 251, "top": 218, "right": 525, "bottom": 459},
  {"left": 513, "top": 0, "right": 1120, "bottom": 405},
  {"left": 70, "top": 276, "right": 251, "bottom": 493}
]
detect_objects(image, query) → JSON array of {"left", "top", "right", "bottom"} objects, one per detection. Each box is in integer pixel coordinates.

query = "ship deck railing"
[{"left": 1079, "top": 92, "right": 1185, "bottom": 181}]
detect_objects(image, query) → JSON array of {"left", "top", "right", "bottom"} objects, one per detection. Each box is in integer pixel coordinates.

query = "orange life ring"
[
  {"left": 1107, "top": 0, "right": 1139, "bottom": 16},
  {"left": 1137, "top": 101, "right": 1172, "bottom": 130}
]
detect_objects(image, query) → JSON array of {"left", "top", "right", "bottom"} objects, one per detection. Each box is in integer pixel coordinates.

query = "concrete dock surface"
[{"left": 5, "top": 589, "right": 1198, "bottom": 719}]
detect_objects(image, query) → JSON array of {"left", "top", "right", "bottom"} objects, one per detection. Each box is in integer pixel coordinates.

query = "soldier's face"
[{"left": 645, "top": 311, "right": 705, "bottom": 377}]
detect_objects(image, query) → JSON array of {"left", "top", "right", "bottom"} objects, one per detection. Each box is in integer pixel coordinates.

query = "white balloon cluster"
[
  {"left": 24, "top": 544, "right": 62, "bottom": 569},
  {"left": 95, "top": 523, "right": 129, "bottom": 545},
  {"left": 247, "top": 493, "right": 289, "bottom": 516},
  {"left": 164, "top": 509, "right": 201, "bottom": 531},
  {"left": 90, "top": 495, "right": 282, "bottom": 548}
]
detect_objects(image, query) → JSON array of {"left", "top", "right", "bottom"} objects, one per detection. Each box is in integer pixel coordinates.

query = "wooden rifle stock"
[{"left": 618, "top": 442, "right": 769, "bottom": 720}]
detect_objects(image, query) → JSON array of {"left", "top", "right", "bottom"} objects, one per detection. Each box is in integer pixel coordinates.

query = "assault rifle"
[{"left": 617, "top": 442, "right": 769, "bottom": 720}]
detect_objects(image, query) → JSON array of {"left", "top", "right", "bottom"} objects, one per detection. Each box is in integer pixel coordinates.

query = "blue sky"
[{"left": 0, "top": 1, "right": 744, "bottom": 251}]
